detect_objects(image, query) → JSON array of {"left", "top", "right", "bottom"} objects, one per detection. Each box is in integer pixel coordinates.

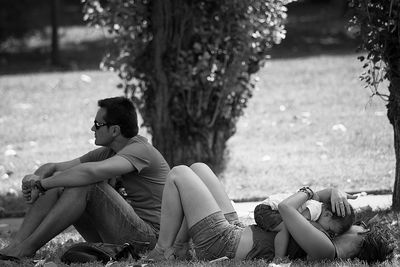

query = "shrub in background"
[{"left": 83, "top": 0, "right": 291, "bottom": 172}]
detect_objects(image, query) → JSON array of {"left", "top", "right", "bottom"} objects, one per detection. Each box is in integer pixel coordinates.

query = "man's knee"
[{"left": 62, "top": 184, "right": 92, "bottom": 199}]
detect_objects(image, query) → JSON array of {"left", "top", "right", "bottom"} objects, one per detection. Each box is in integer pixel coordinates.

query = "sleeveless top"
[{"left": 245, "top": 223, "right": 337, "bottom": 260}]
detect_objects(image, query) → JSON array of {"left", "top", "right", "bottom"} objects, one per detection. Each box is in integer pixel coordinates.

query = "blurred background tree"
[
  {"left": 0, "top": 0, "right": 62, "bottom": 65},
  {"left": 350, "top": 0, "right": 400, "bottom": 210},
  {"left": 82, "top": 0, "right": 291, "bottom": 172}
]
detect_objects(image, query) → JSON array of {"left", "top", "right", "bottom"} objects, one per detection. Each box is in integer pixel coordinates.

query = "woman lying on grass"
[
  {"left": 145, "top": 163, "right": 394, "bottom": 263},
  {"left": 253, "top": 191, "right": 356, "bottom": 260}
]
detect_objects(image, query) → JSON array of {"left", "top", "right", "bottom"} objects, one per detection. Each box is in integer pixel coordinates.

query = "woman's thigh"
[
  {"left": 169, "top": 165, "right": 221, "bottom": 228},
  {"left": 189, "top": 163, "right": 236, "bottom": 214}
]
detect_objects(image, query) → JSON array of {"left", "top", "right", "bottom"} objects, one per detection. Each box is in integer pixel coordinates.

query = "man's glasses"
[{"left": 94, "top": 120, "right": 108, "bottom": 130}]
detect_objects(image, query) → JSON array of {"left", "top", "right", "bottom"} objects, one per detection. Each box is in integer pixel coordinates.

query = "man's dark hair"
[
  {"left": 98, "top": 97, "right": 138, "bottom": 138},
  {"left": 356, "top": 223, "right": 395, "bottom": 263},
  {"left": 325, "top": 203, "right": 355, "bottom": 235}
]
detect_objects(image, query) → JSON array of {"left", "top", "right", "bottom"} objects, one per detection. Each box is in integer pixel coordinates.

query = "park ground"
[{"left": 0, "top": 1, "right": 399, "bottom": 266}]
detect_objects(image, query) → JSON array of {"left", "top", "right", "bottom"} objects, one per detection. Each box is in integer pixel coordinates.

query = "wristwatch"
[{"left": 298, "top": 186, "right": 314, "bottom": 200}]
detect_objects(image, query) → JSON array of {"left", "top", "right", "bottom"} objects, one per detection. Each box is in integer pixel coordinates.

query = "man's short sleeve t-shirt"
[{"left": 79, "top": 135, "right": 170, "bottom": 230}]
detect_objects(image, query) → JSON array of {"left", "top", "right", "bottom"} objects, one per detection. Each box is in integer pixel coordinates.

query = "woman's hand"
[{"left": 330, "top": 188, "right": 357, "bottom": 217}]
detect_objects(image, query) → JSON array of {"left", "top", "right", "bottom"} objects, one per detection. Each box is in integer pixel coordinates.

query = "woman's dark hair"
[
  {"left": 356, "top": 223, "right": 395, "bottom": 263},
  {"left": 98, "top": 97, "right": 138, "bottom": 138},
  {"left": 324, "top": 203, "right": 356, "bottom": 235}
]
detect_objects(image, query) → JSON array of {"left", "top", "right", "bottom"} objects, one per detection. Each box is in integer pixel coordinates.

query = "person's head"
[
  {"left": 317, "top": 203, "right": 355, "bottom": 236},
  {"left": 333, "top": 222, "right": 394, "bottom": 263},
  {"left": 92, "top": 97, "right": 139, "bottom": 146}
]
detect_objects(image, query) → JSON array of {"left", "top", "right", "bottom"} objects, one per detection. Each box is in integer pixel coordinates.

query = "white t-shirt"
[{"left": 261, "top": 193, "right": 322, "bottom": 221}]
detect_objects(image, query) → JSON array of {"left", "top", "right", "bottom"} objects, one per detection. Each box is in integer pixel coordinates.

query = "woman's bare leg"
[
  {"left": 172, "top": 163, "right": 239, "bottom": 259},
  {"left": 190, "top": 163, "right": 236, "bottom": 214},
  {"left": 147, "top": 165, "right": 221, "bottom": 260}
]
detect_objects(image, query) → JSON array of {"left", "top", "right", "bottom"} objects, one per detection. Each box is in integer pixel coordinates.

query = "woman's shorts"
[
  {"left": 254, "top": 203, "right": 282, "bottom": 231},
  {"left": 188, "top": 211, "right": 244, "bottom": 261}
]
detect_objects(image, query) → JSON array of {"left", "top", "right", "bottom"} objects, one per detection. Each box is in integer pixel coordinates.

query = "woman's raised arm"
[
  {"left": 314, "top": 188, "right": 357, "bottom": 217},
  {"left": 278, "top": 188, "right": 335, "bottom": 260}
]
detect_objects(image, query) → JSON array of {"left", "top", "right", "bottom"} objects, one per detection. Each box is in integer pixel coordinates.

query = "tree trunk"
[
  {"left": 150, "top": 0, "right": 174, "bottom": 165},
  {"left": 388, "top": 82, "right": 400, "bottom": 210},
  {"left": 148, "top": 0, "right": 234, "bottom": 173},
  {"left": 392, "top": 115, "right": 400, "bottom": 210},
  {"left": 386, "top": 52, "right": 400, "bottom": 210},
  {"left": 152, "top": 123, "right": 229, "bottom": 173},
  {"left": 50, "top": 0, "right": 60, "bottom": 65}
]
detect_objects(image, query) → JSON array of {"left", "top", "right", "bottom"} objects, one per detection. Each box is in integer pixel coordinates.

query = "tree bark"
[
  {"left": 388, "top": 83, "right": 400, "bottom": 210},
  {"left": 50, "top": 0, "right": 60, "bottom": 65},
  {"left": 392, "top": 116, "right": 400, "bottom": 210},
  {"left": 386, "top": 51, "right": 400, "bottom": 210},
  {"left": 150, "top": 0, "right": 174, "bottom": 165},
  {"left": 147, "top": 0, "right": 240, "bottom": 173}
]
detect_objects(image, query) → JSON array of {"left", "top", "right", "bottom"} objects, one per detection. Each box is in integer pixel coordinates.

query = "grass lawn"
[
  {"left": 0, "top": 54, "right": 394, "bottom": 199},
  {"left": 0, "top": 1, "right": 399, "bottom": 266},
  {"left": 222, "top": 54, "right": 394, "bottom": 200},
  {"left": 0, "top": 52, "right": 398, "bottom": 267}
]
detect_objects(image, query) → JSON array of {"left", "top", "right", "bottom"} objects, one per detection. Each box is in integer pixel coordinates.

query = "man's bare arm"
[
  {"left": 40, "top": 155, "right": 135, "bottom": 189},
  {"left": 34, "top": 159, "right": 81, "bottom": 178}
]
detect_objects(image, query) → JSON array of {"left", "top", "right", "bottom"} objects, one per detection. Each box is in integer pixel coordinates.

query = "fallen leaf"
[
  {"left": 14, "top": 103, "right": 32, "bottom": 110},
  {"left": 374, "top": 111, "right": 385, "bottom": 116},
  {"left": 80, "top": 74, "right": 92, "bottom": 83},
  {"left": 4, "top": 148, "right": 17, "bottom": 157},
  {"left": 261, "top": 155, "right": 271, "bottom": 161},
  {"left": 332, "top": 124, "right": 347, "bottom": 132},
  {"left": 29, "top": 141, "right": 38, "bottom": 147},
  {"left": 316, "top": 141, "right": 324, "bottom": 147}
]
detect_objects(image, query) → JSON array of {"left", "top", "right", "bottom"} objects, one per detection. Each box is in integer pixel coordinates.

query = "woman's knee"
[
  {"left": 190, "top": 162, "right": 208, "bottom": 171},
  {"left": 168, "top": 165, "right": 198, "bottom": 183}
]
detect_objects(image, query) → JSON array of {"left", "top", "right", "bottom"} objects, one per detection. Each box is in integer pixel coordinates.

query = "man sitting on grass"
[{"left": 0, "top": 96, "right": 170, "bottom": 261}]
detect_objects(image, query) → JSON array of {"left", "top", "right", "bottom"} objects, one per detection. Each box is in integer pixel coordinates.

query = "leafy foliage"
[
  {"left": 82, "top": 0, "right": 291, "bottom": 168},
  {"left": 348, "top": 0, "right": 400, "bottom": 100},
  {"left": 350, "top": 0, "right": 400, "bottom": 209}
]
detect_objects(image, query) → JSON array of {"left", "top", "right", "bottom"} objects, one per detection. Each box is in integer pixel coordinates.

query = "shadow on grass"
[
  {"left": 0, "top": 39, "right": 108, "bottom": 75},
  {"left": 0, "top": 194, "right": 27, "bottom": 218},
  {"left": 0, "top": 38, "right": 359, "bottom": 76},
  {"left": 0, "top": 1, "right": 360, "bottom": 75}
]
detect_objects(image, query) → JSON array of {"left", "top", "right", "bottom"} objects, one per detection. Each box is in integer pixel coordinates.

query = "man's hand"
[
  {"left": 34, "top": 163, "right": 56, "bottom": 178},
  {"left": 22, "top": 174, "right": 40, "bottom": 204},
  {"left": 330, "top": 188, "right": 357, "bottom": 217}
]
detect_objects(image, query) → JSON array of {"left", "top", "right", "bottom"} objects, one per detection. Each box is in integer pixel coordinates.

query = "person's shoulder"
[
  {"left": 81, "top": 146, "right": 115, "bottom": 162},
  {"left": 126, "top": 135, "right": 151, "bottom": 146},
  {"left": 118, "top": 135, "right": 160, "bottom": 158}
]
